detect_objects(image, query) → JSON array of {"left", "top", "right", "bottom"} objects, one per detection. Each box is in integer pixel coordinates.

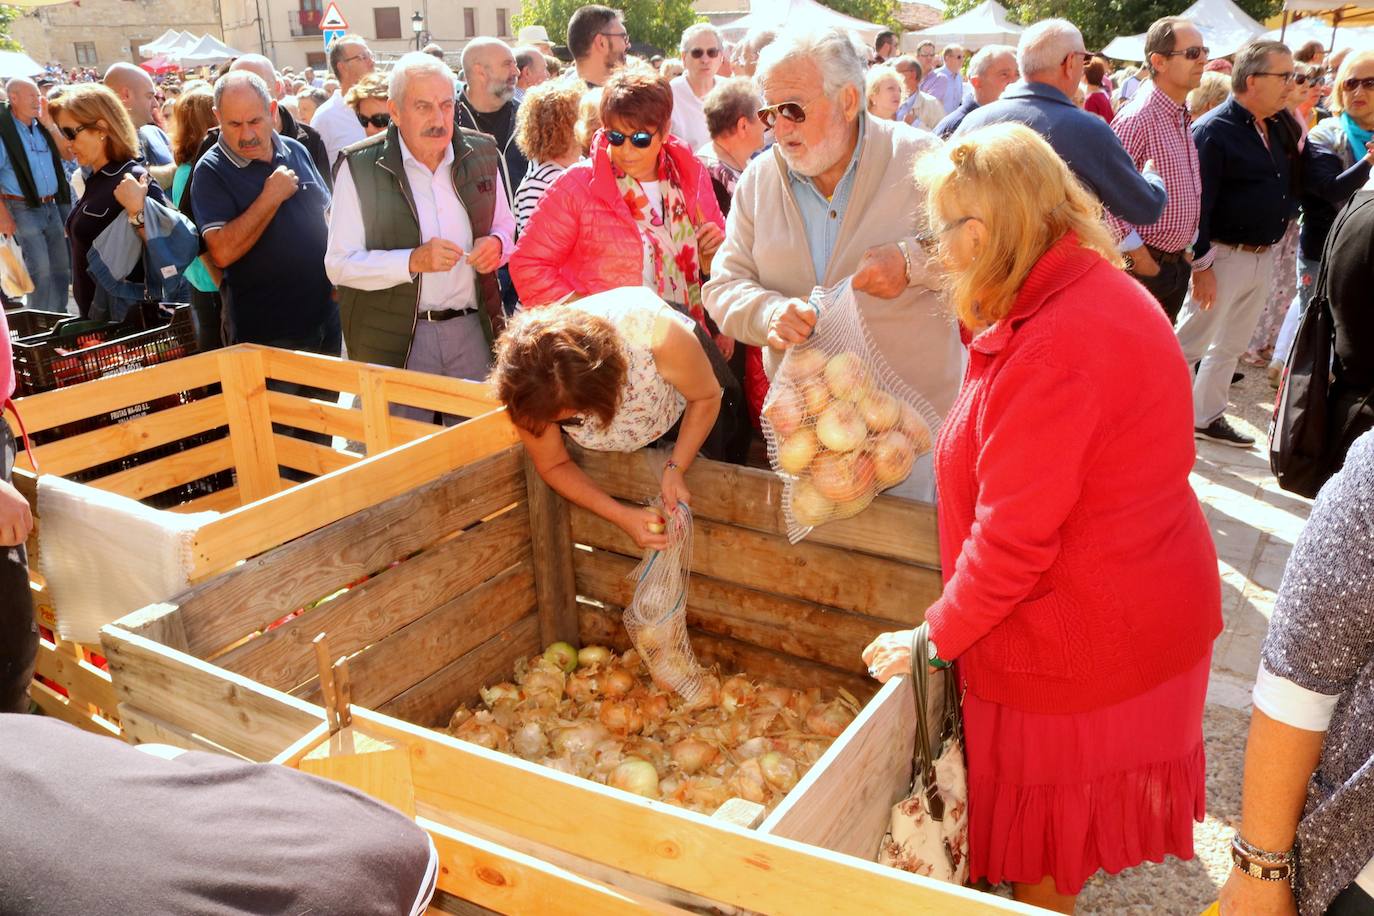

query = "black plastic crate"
[
  {"left": 6, "top": 308, "right": 73, "bottom": 341},
  {"left": 13, "top": 303, "right": 197, "bottom": 397}
]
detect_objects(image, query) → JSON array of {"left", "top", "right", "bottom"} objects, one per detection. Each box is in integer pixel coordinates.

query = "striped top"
[{"left": 513, "top": 160, "right": 567, "bottom": 235}]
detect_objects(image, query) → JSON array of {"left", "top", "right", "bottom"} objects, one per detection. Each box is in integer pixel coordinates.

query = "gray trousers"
[
  {"left": 1175, "top": 244, "right": 1278, "bottom": 428},
  {"left": 396, "top": 312, "right": 492, "bottom": 425}
]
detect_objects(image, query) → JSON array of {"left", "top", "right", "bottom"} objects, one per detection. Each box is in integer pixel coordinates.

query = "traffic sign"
[
  {"left": 319, "top": 2, "right": 348, "bottom": 30},
  {"left": 323, "top": 29, "right": 346, "bottom": 50}
]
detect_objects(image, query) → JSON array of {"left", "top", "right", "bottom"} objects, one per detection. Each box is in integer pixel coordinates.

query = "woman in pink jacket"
[{"left": 509, "top": 69, "right": 726, "bottom": 324}]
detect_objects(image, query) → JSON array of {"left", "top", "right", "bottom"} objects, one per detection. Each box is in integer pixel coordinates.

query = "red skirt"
[{"left": 961, "top": 650, "right": 1211, "bottom": 895}]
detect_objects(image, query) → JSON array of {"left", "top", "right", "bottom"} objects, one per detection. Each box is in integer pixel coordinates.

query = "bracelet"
[
  {"left": 1233, "top": 834, "right": 1295, "bottom": 864},
  {"left": 664, "top": 460, "right": 680, "bottom": 472},
  {"left": 1230, "top": 835, "right": 1294, "bottom": 883},
  {"left": 896, "top": 239, "right": 915, "bottom": 286}
]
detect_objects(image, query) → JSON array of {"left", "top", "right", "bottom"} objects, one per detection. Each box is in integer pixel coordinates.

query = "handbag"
[
  {"left": 0, "top": 234, "right": 33, "bottom": 298},
  {"left": 877, "top": 623, "right": 969, "bottom": 883}
]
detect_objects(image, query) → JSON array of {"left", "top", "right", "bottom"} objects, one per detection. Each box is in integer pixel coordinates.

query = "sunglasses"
[
  {"left": 606, "top": 128, "right": 655, "bottom": 148},
  {"left": 689, "top": 47, "right": 721, "bottom": 59},
  {"left": 58, "top": 124, "right": 92, "bottom": 142},
  {"left": 357, "top": 112, "right": 391, "bottom": 129},
  {"left": 757, "top": 99, "right": 814, "bottom": 129},
  {"left": 1063, "top": 51, "right": 1093, "bottom": 65},
  {"left": 1343, "top": 76, "right": 1374, "bottom": 92},
  {"left": 1162, "top": 45, "right": 1210, "bottom": 61}
]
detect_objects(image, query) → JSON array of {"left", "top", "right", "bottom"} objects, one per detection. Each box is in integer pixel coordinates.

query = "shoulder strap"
[{"left": 907, "top": 623, "right": 960, "bottom": 821}]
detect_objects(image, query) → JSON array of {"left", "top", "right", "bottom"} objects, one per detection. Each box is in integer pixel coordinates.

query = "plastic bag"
[
  {"left": 760, "top": 277, "right": 940, "bottom": 543},
  {"left": 623, "top": 496, "right": 709, "bottom": 703},
  {"left": 0, "top": 234, "right": 34, "bottom": 299}
]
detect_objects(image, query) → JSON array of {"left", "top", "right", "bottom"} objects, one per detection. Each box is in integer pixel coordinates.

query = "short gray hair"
[
  {"left": 389, "top": 51, "right": 456, "bottom": 105},
  {"left": 704, "top": 76, "right": 761, "bottom": 137},
  {"left": 213, "top": 71, "right": 272, "bottom": 112},
  {"left": 969, "top": 44, "right": 1016, "bottom": 79},
  {"left": 1017, "top": 19, "right": 1085, "bottom": 76},
  {"left": 1232, "top": 39, "right": 1291, "bottom": 94},
  {"left": 756, "top": 27, "right": 866, "bottom": 100},
  {"left": 680, "top": 23, "right": 722, "bottom": 54}
]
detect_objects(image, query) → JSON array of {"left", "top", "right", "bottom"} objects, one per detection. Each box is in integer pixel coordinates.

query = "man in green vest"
[
  {"left": 325, "top": 51, "right": 514, "bottom": 424},
  {"left": 0, "top": 78, "right": 72, "bottom": 314}
]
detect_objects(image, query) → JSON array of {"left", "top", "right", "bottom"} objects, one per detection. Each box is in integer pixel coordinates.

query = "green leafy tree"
[
  {"left": 939, "top": 0, "right": 1281, "bottom": 56},
  {"left": 823, "top": 0, "right": 902, "bottom": 31},
  {"left": 514, "top": 0, "right": 702, "bottom": 58},
  {"left": 0, "top": 6, "right": 22, "bottom": 53}
]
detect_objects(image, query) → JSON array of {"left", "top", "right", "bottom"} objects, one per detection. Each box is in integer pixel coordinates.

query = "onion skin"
[
  {"left": 764, "top": 385, "right": 806, "bottom": 439},
  {"left": 789, "top": 481, "right": 834, "bottom": 527},
  {"left": 810, "top": 450, "right": 877, "bottom": 503},
  {"left": 823, "top": 352, "right": 870, "bottom": 401},
  {"left": 599, "top": 699, "right": 645, "bottom": 736},
  {"left": 727, "top": 758, "right": 771, "bottom": 804},
  {"left": 805, "top": 700, "right": 855, "bottom": 738},
  {"left": 669, "top": 738, "right": 720, "bottom": 774},
  {"left": 601, "top": 668, "right": 637, "bottom": 699},
  {"left": 759, "top": 751, "right": 800, "bottom": 792}
]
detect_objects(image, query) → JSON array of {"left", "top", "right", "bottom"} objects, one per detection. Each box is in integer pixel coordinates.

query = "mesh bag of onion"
[
  {"left": 761, "top": 277, "right": 941, "bottom": 543},
  {"left": 622, "top": 497, "right": 709, "bottom": 704}
]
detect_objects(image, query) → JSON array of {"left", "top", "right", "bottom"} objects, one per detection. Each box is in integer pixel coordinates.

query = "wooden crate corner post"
[
  {"left": 274, "top": 721, "right": 418, "bottom": 819},
  {"left": 217, "top": 348, "right": 281, "bottom": 504},
  {"left": 522, "top": 453, "right": 578, "bottom": 648}
]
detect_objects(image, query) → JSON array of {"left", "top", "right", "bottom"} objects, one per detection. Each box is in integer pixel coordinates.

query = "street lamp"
[{"left": 412, "top": 11, "right": 425, "bottom": 50}]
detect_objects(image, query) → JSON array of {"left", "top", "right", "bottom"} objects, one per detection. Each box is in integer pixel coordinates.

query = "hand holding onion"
[{"left": 619, "top": 504, "right": 670, "bottom": 550}]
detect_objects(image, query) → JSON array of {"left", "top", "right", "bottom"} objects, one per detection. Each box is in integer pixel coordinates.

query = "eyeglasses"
[
  {"left": 555, "top": 415, "right": 585, "bottom": 429},
  {"left": 1162, "top": 45, "right": 1210, "bottom": 61},
  {"left": 356, "top": 112, "right": 390, "bottom": 129},
  {"left": 757, "top": 98, "right": 814, "bottom": 128},
  {"left": 599, "top": 30, "right": 629, "bottom": 42},
  {"left": 1343, "top": 75, "right": 1374, "bottom": 92},
  {"left": 1063, "top": 51, "right": 1093, "bottom": 65},
  {"left": 606, "top": 128, "right": 655, "bottom": 148},
  {"left": 340, "top": 51, "right": 374, "bottom": 65},
  {"left": 915, "top": 216, "right": 975, "bottom": 253},
  {"left": 689, "top": 47, "right": 721, "bottom": 59},
  {"left": 1256, "top": 71, "right": 1296, "bottom": 83},
  {"left": 58, "top": 124, "right": 92, "bottom": 142}
]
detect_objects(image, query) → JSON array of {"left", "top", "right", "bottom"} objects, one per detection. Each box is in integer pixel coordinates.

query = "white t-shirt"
[
  {"left": 668, "top": 75, "right": 714, "bottom": 152},
  {"left": 311, "top": 91, "right": 367, "bottom": 168}
]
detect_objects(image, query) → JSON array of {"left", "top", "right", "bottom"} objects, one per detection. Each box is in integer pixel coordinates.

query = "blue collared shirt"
[
  {"left": 786, "top": 115, "right": 865, "bottom": 281},
  {"left": 0, "top": 116, "right": 58, "bottom": 199}
]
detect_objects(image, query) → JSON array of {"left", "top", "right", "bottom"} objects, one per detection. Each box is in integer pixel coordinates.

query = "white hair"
[
  {"left": 1017, "top": 19, "right": 1085, "bottom": 76},
  {"left": 461, "top": 36, "right": 513, "bottom": 75},
  {"left": 680, "top": 23, "right": 723, "bottom": 53},
  {"left": 756, "top": 27, "right": 866, "bottom": 100},
  {"left": 969, "top": 44, "right": 1017, "bottom": 79},
  {"left": 388, "top": 51, "right": 455, "bottom": 105}
]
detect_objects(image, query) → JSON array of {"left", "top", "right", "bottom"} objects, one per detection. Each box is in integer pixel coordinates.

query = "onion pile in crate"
[{"left": 445, "top": 641, "right": 862, "bottom": 814}]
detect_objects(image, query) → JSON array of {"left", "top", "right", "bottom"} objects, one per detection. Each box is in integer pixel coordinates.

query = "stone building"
[{"left": 11, "top": 0, "right": 224, "bottom": 70}]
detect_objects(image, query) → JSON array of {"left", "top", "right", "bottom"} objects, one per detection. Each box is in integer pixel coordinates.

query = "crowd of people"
[{"left": 0, "top": 8, "right": 1371, "bottom": 916}]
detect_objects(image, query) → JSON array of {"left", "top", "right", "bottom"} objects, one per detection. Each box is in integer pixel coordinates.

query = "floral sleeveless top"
[{"left": 562, "top": 290, "right": 689, "bottom": 453}]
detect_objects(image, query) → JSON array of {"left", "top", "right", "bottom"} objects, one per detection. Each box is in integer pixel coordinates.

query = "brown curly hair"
[
  {"left": 490, "top": 309, "right": 628, "bottom": 434},
  {"left": 514, "top": 81, "right": 582, "bottom": 163}
]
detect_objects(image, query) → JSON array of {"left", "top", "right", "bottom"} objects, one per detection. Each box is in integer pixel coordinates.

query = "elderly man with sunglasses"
[
  {"left": 703, "top": 27, "right": 962, "bottom": 500},
  {"left": 670, "top": 24, "right": 726, "bottom": 152},
  {"left": 326, "top": 52, "right": 514, "bottom": 414}
]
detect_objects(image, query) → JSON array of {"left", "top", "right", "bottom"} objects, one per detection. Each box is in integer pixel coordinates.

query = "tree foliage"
[
  {"left": 823, "top": 0, "right": 902, "bottom": 31},
  {"left": 514, "top": 0, "right": 702, "bottom": 57},
  {"left": 939, "top": 0, "right": 1282, "bottom": 56},
  {"left": 0, "top": 6, "right": 22, "bottom": 53}
]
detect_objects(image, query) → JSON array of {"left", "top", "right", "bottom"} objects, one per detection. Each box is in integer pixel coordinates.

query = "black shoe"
[
  {"left": 1195, "top": 416, "right": 1255, "bottom": 448},
  {"left": 1231, "top": 371, "right": 1245, "bottom": 385}
]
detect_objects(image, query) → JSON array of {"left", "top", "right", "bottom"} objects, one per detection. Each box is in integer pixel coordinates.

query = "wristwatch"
[
  {"left": 927, "top": 634, "right": 951, "bottom": 669},
  {"left": 127, "top": 209, "right": 146, "bottom": 230}
]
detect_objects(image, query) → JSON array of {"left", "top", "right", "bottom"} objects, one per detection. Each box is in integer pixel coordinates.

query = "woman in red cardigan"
[{"left": 864, "top": 123, "right": 1222, "bottom": 913}]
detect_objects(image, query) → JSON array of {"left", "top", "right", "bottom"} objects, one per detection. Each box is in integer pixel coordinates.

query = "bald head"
[
  {"left": 104, "top": 61, "right": 158, "bottom": 127},
  {"left": 461, "top": 37, "right": 517, "bottom": 109},
  {"left": 5, "top": 78, "right": 39, "bottom": 122},
  {"left": 230, "top": 54, "right": 283, "bottom": 100}
]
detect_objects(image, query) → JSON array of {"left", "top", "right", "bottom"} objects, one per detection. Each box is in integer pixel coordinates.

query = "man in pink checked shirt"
[{"left": 1110, "top": 16, "right": 1208, "bottom": 323}]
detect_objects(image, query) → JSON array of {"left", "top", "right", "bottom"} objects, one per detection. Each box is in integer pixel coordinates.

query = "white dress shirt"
[
  {"left": 311, "top": 91, "right": 366, "bottom": 167},
  {"left": 669, "top": 75, "right": 714, "bottom": 152},
  {"left": 325, "top": 132, "right": 516, "bottom": 314}
]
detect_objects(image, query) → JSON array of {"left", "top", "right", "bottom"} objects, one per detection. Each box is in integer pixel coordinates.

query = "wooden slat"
[
  {"left": 117, "top": 704, "right": 253, "bottom": 759},
  {"left": 573, "top": 446, "right": 940, "bottom": 567},
  {"left": 112, "top": 601, "right": 192, "bottom": 652},
  {"left": 257, "top": 346, "right": 364, "bottom": 396},
  {"left": 382, "top": 374, "right": 500, "bottom": 421},
  {"left": 18, "top": 395, "right": 228, "bottom": 476},
  {"left": 89, "top": 439, "right": 235, "bottom": 501},
  {"left": 265, "top": 390, "right": 366, "bottom": 441},
  {"left": 379, "top": 614, "right": 542, "bottom": 729},
  {"left": 189, "top": 409, "right": 519, "bottom": 580},
  {"left": 32, "top": 633, "right": 117, "bottom": 714},
  {"left": 13, "top": 349, "right": 222, "bottom": 434},
  {"left": 360, "top": 709, "right": 1031, "bottom": 915},
  {"left": 360, "top": 365, "right": 393, "bottom": 455},
  {"left": 28, "top": 677, "right": 120, "bottom": 737},
  {"left": 100, "top": 626, "right": 323, "bottom": 761},
  {"left": 272, "top": 434, "right": 359, "bottom": 477},
  {"left": 573, "top": 548, "right": 894, "bottom": 674},
  {"left": 219, "top": 349, "right": 280, "bottom": 504},
  {"left": 177, "top": 447, "right": 526, "bottom": 659},
  {"left": 578, "top": 603, "right": 874, "bottom": 700},
  {"left": 571, "top": 508, "right": 940, "bottom": 625},
  {"left": 217, "top": 506, "right": 532, "bottom": 693},
  {"left": 324, "top": 562, "right": 536, "bottom": 711},
  {"left": 524, "top": 455, "right": 578, "bottom": 647},
  {"left": 170, "top": 485, "right": 241, "bottom": 515},
  {"left": 759, "top": 676, "right": 916, "bottom": 858}
]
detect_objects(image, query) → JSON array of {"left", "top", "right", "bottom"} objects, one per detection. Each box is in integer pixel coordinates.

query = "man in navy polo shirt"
[{"left": 192, "top": 71, "right": 337, "bottom": 354}]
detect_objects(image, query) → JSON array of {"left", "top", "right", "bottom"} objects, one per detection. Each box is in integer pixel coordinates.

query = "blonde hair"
[
  {"left": 915, "top": 122, "right": 1123, "bottom": 329},
  {"left": 865, "top": 64, "right": 901, "bottom": 108},
  {"left": 576, "top": 87, "right": 603, "bottom": 155},
  {"left": 48, "top": 83, "right": 139, "bottom": 165},
  {"left": 1188, "top": 70, "right": 1231, "bottom": 119},
  {"left": 1330, "top": 50, "right": 1374, "bottom": 115},
  {"left": 345, "top": 72, "right": 389, "bottom": 111}
]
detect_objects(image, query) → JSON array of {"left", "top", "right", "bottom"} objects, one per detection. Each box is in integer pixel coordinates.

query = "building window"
[
  {"left": 74, "top": 42, "right": 97, "bottom": 66},
  {"left": 464, "top": 7, "right": 476, "bottom": 37},
  {"left": 374, "top": 7, "right": 401, "bottom": 40},
  {"left": 496, "top": 8, "right": 508, "bottom": 36}
]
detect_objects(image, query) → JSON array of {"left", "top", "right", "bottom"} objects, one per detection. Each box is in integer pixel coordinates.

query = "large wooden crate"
[
  {"left": 14, "top": 344, "right": 517, "bottom": 737},
  {"left": 101, "top": 447, "right": 1020, "bottom": 912}
]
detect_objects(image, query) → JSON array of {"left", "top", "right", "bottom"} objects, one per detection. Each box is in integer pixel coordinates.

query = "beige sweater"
[{"left": 702, "top": 115, "right": 963, "bottom": 498}]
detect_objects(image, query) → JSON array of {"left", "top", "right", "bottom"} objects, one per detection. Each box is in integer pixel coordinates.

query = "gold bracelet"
[{"left": 896, "top": 239, "right": 914, "bottom": 287}]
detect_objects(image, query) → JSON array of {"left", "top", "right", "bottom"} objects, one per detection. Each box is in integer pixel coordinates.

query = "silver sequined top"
[{"left": 1263, "top": 431, "right": 1374, "bottom": 916}]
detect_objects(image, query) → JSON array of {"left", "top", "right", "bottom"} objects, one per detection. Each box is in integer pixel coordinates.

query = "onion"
[
  {"left": 800, "top": 379, "right": 831, "bottom": 417},
  {"left": 763, "top": 385, "right": 806, "bottom": 439},
  {"left": 683, "top": 775, "right": 730, "bottom": 812},
  {"left": 565, "top": 669, "right": 600, "bottom": 704},
  {"left": 623, "top": 737, "right": 671, "bottom": 774},
  {"left": 735, "top": 736, "right": 771, "bottom": 759},
  {"left": 454, "top": 712, "right": 509, "bottom": 750},
  {"left": 898, "top": 403, "right": 933, "bottom": 454},
  {"left": 512, "top": 722, "right": 549, "bottom": 760},
  {"left": 577, "top": 645, "right": 613, "bottom": 669},
  {"left": 609, "top": 759, "right": 660, "bottom": 798},
  {"left": 447, "top": 706, "right": 473, "bottom": 732},
  {"left": 480, "top": 683, "right": 520, "bottom": 707},
  {"left": 829, "top": 487, "right": 876, "bottom": 522},
  {"left": 727, "top": 758, "right": 770, "bottom": 803},
  {"left": 756, "top": 687, "right": 795, "bottom": 709},
  {"left": 810, "top": 450, "right": 876, "bottom": 502},
  {"left": 619, "top": 649, "right": 644, "bottom": 673},
  {"left": 871, "top": 429, "right": 916, "bottom": 488},
  {"left": 823, "top": 352, "right": 870, "bottom": 401},
  {"left": 682, "top": 673, "right": 721, "bottom": 711},
  {"left": 601, "top": 667, "right": 637, "bottom": 699},
  {"left": 759, "top": 751, "right": 800, "bottom": 792},
  {"left": 719, "top": 675, "right": 755, "bottom": 713},
  {"left": 749, "top": 708, "right": 780, "bottom": 737},
  {"left": 816, "top": 402, "right": 868, "bottom": 453},
  {"left": 519, "top": 667, "right": 565, "bottom": 698},
  {"left": 805, "top": 700, "right": 855, "bottom": 738},
  {"left": 543, "top": 641, "right": 579, "bottom": 674},
  {"left": 599, "top": 698, "right": 645, "bottom": 735},
  {"left": 669, "top": 737, "right": 720, "bottom": 774},
  {"left": 638, "top": 691, "right": 670, "bottom": 724},
  {"left": 859, "top": 390, "right": 900, "bottom": 433},
  {"left": 783, "top": 347, "right": 827, "bottom": 381},
  {"left": 789, "top": 480, "right": 835, "bottom": 528},
  {"left": 551, "top": 720, "right": 609, "bottom": 756}
]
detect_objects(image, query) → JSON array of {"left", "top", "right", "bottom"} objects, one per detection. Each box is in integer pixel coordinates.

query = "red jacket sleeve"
[{"left": 508, "top": 172, "right": 583, "bottom": 306}]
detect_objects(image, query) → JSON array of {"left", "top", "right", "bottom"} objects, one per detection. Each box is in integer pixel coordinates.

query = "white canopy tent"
[
  {"left": 719, "top": 0, "right": 886, "bottom": 45},
  {"left": 1265, "top": 14, "right": 1374, "bottom": 50},
  {"left": 903, "top": 0, "right": 1023, "bottom": 52},
  {"left": 0, "top": 51, "right": 43, "bottom": 79},
  {"left": 174, "top": 34, "right": 242, "bottom": 67},
  {"left": 158, "top": 32, "right": 203, "bottom": 59},
  {"left": 1102, "top": 0, "right": 1264, "bottom": 59},
  {"left": 138, "top": 30, "right": 182, "bottom": 57}
]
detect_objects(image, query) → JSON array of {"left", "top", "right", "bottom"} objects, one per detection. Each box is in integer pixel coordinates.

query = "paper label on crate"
[{"left": 161, "top": 265, "right": 178, "bottom": 279}]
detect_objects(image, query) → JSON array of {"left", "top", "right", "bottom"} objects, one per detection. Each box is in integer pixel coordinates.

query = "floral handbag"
[{"left": 877, "top": 623, "right": 969, "bottom": 883}]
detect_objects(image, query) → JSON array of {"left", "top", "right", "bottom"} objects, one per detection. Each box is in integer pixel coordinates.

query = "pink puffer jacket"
[{"left": 509, "top": 131, "right": 725, "bottom": 307}]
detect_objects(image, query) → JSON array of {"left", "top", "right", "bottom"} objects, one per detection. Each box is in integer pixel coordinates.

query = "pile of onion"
[{"left": 445, "top": 643, "right": 862, "bottom": 815}]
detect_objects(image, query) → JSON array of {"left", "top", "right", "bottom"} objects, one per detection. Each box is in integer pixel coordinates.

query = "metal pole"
[{"left": 1280, "top": 8, "right": 1290, "bottom": 41}]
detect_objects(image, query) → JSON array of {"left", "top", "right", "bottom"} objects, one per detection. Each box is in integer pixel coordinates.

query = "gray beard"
[{"left": 491, "top": 83, "right": 515, "bottom": 104}]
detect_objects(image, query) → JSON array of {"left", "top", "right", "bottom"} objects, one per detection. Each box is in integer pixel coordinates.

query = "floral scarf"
[{"left": 613, "top": 155, "right": 705, "bottom": 325}]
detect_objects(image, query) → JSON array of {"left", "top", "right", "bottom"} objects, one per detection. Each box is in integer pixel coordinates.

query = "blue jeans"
[{"left": 12, "top": 200, "right": 71, "bottom": 314}]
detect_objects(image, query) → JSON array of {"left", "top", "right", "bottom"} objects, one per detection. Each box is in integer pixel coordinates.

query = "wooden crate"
[
  {"left": 102, "top": 447, "right": 1023, "bottom": 913},
  {"left": 14, "top": 344, "right": 517, "bottom": 738}
]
